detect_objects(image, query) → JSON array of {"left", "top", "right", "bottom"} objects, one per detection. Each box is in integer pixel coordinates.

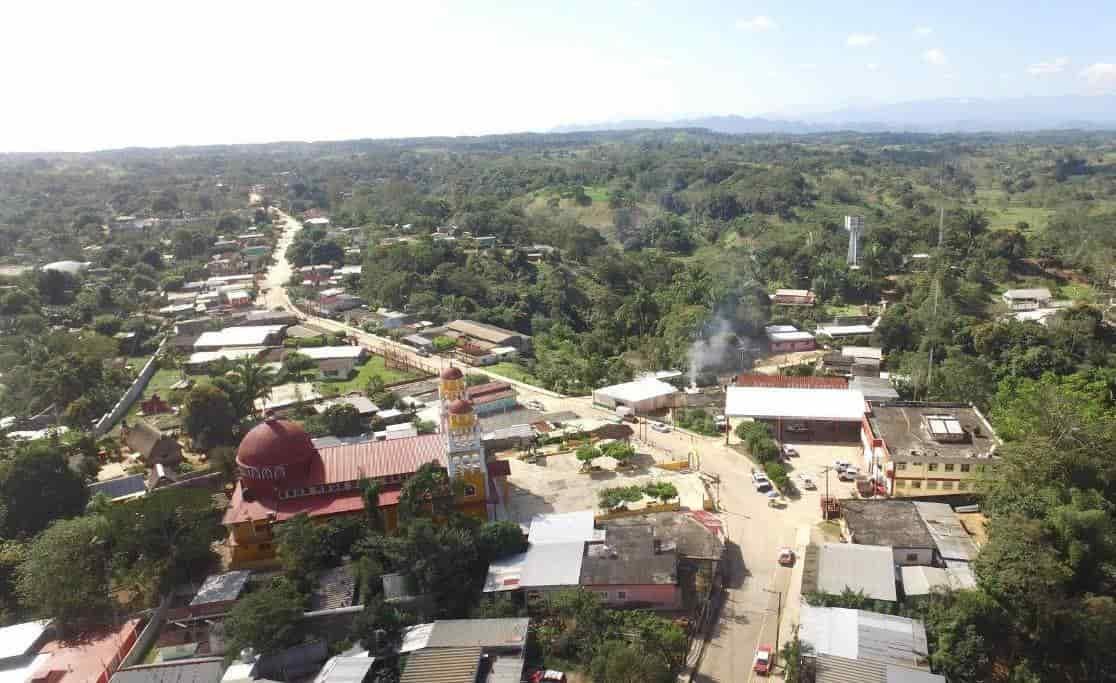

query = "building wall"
[
  {"left": 890, "top": 456, "right": 992, "bottom": 496},
  {"left": 585, "top": 583, "right": 681, "bottom": 610},
  {"left": 770, "top": 339, "right": 817, "bottom": 353},
  {"left": 474, "top": 396, "right": 518, "bottom": 416},
  {"left": 891, "top": 547, "right": 936, "bottom": 566}
]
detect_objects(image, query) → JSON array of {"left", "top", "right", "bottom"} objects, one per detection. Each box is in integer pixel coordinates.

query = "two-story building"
[
  {"left": 1001, "top": 287, "right": 1052, "bottom": 311},
  {"left": 862, "top": 401, "right": 1000, "bottom": 496}
]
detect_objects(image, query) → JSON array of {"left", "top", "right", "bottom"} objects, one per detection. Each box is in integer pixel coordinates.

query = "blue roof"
[{"left": 89, "top": 474, "right": 147, "bottom": 500}]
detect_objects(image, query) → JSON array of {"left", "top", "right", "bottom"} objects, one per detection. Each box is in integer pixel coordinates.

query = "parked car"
[
  {"left": 525, "top": 400, "right": 545, "bottom": 411},
  {"left": 753, "top": 645, "right": 773, "bottom": 675},
  {"left": 833, "top": 460, "right": 852, "bottom": 472},
  {"left": 714, "top": 414, "right": 727, "bottom": 431},
  {"left": 781, "top": 443, "right": 798, "bottom": 458},
  {"left": 530, "top": 670, "right": 567, "bottom": 683},
  {"left": 799, "top": 475, "right": 817, "bottom": 490},
  {"left": 839, "top": 466, "right": 860, "bottom": 481},
  {"left": 650, "top": 422, "right": 672, "bottom": 433},
  {"left": 751, "top": 469, "right": 769, "bottom": 487},
  {"left": 778, "top": 547, "right": 796, "bottom": 566}
]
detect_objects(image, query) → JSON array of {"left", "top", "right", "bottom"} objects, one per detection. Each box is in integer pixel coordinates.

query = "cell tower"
[{"left": 844, "top": 215, "right": 864, "bottom": 266}]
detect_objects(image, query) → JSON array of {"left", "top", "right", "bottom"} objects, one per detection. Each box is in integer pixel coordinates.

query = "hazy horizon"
[{"left": 5, "top": 0, "right": 1116, "bottom": 153}]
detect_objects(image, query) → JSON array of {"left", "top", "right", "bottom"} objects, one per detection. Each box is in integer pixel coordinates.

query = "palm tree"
[{"left": 229, "top": 356, "right": 277, "bottom": 416}]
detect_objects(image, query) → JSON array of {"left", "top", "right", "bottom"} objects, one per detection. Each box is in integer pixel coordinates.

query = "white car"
[
  {"left": 525, "top": 400, "right": 545, "bottom": 411},
  {"left": 798, "top": 474, "right": 817, "bottom": 490},
  {"left": 650, "top": 422, "right": 672, "bottom": 433},
  {"left": 834, "top": 460, "right": 852, "bottom": 472}
]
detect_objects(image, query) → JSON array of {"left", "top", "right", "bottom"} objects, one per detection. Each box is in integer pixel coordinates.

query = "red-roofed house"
[{"left": 32, "top": 619, "right": 140, "bottom": 683}]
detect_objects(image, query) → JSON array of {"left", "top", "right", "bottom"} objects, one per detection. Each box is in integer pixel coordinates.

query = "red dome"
[
  {"left": 236, "top": 419, "right": 318, "bottom": 490},
  {"left": 448, "top": 399, "right": 474, "bottom": 415},
  {"left": 441, "top": 366, "right": 464, "bottom": 381}
]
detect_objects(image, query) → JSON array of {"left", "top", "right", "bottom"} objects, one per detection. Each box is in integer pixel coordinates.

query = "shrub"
[
  {"left": 643, "top": 481, "right": 679, "bottom": 503},
  {"left": 598, "top": 485, "right": 644, "bottom": 511}
]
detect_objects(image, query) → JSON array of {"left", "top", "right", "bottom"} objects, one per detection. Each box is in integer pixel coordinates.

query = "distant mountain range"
[{"left": 553, "top": 95, "right": 1116, "bottom": 135}]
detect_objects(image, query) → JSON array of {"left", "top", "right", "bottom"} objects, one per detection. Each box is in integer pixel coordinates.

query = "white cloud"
[
  {"left": 923, "top": 48, "right": 947, "bottom": 66},
  {"left": 1081, "top": 63, "right": 1116, "bottom": 91},
  {"left": 867, "top": 62, "right": 880, "bottom": 71},
  {"left": 736, "top": 15, "right": 776, "bottom": 32},
  {"left": 1027, "top": 57, "right": 1069, "bottom": 75},
  {"left": 914, "top": 26, "right": 933, "bottom": 36},
  {"left": 846, "top": 33, "right": 878, "bottom": 47}
]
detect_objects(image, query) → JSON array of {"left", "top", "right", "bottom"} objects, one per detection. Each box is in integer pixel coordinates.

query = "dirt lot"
[{"left": 502, "top": 449, "right": 707, "bottom": 523}]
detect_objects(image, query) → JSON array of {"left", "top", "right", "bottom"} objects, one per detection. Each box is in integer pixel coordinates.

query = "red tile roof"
[
  {"left": 34, "top": 619, "right": 140, "bottom": 683},
  {"left": 312, "top": 434, "right": 448, "bottom": 484},
  {"left": 735, "top": 374, "right": 847, "bottom": 390},
  {"left": 223, "top": 486, "right": 403, "bottom": 525},
  {"left": 466, "top": 382, "right": 513, "bottom": 399}
]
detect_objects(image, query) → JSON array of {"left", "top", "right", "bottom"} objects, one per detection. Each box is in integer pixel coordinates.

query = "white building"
[
  {"left": 592, "top": 378, "right": 679, "bottom": 414},
  {"left": 194, "top": 325, "right": 286, "bottom": 350},
  {"left": 1001, "top": 288, "right": 1052, "bottom": 311}
]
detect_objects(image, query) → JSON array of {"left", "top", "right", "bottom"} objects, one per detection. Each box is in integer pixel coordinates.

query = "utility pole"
[{"left": 764, "top": 587, "right": 784, "bottom": 663}]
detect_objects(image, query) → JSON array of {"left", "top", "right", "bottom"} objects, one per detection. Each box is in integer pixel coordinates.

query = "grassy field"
[
  {"left": 319, "top": 355, "right": 423, "bottom": 395},
  {"left": 987, "top": 205, "right": 1055, "bottom": 232},
  {"left": 486, "top": 362, "right": 542, "bottom": 387}
]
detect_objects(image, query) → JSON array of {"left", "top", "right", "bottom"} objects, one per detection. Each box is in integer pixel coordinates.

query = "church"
[{"left": 223, "top": 366, "right": 510, "bottom": 569}]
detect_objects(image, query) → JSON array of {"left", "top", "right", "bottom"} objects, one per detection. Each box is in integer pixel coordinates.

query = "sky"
[{"left": 3, "top": 0, "right": 1116, "bottom": 152}]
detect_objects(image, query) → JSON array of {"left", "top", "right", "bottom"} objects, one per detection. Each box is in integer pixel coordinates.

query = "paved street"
[{"left": 259, "top": 210, "right": 862, "bottom": 682}]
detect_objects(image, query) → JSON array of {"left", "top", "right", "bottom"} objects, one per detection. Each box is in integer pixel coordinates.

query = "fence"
[{"left": 93, "top": 336, "right": 167, "bottom": 437}]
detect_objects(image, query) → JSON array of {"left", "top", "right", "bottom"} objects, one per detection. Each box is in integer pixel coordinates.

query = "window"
[
  {"left": 617, "top": 591, "right": 628, "bottom": 600},
  {"left": 463, "top": 484, "right": 478, "bottom": 497},
  {"left": 960, "top": 464, "right": 971, "bottom": 473},
  {"left": 958, "top": 481, "right": 969, "bottom": 491},
  {"left": 927, "top": 463, "right": 938, "bottom": 472},
  {"left": 910, "top": 481, "right": 922, "bottom": 489},
  {"left": 926, "top": 481, "right": 938, "bottom": 489},
  {"left": 905, "top": 553, "right": 919, "bottom": 562},
  {"left": 895, "top": 480, "right": 906, "bottom": 489},
  {"left": 598, "top": 591, "right": 609, "bottom": 601},
  {"left": 944, "top": 463, "right": 955, "bottom": 472},
  {"left": 895, "top": 462, "right": 907, "bottom": 471},
  {"left": 941, "top": 481, "right": 954, "bottom": 490}
]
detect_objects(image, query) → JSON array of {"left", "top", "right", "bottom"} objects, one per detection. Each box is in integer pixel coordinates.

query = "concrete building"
[
  {"left": 862, "top": 401, "right": 1000, "bottom": 496},
  {"left": 1001, "top": 287, "right": 1052, "bottom": 311},
  {"left": 592, "top": 377, "right": 679, "bottom": 415},
  {"left": 725, "top": 387, "right": 866, "bottom": 442},
  {"left": 445, "top": 320, "right": 531, "bottom": 352},
  {"left": 839, "top": 500, "right": 939, "bottom": 566},
  {"left": 193, "top": 325, "right": 285, "bottom": 351},
  {"left": 763, "top": 324, "right": 816, "bottom": 353},
  {"left": 803, "top": 543, "right": 897, "bottom": 602},
  {"left": 770, "top": 288, "right": 817, "bottom": 306},
  {"left": 465, "top": 381, "right": 517, "bottom": 416}
]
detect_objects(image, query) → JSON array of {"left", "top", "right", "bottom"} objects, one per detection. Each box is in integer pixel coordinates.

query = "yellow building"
[
  {"left": 222, "top": 364, "right": 507, "bottom": 569},
  {"left": 863, "top": 402, "right": 1000, "bottom": 497}
]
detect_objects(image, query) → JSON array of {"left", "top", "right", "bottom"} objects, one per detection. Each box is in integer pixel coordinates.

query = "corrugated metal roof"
[
  {"left": 425, "top": 618, "right": 529, "bottom": 649},
  {"left": 110, "top": 659, "right": 226, "bottom": 683},
  {"left": 725, "top": 387, "right": 866, "bottom": 421},
  {"left": 89, "top": 474, "right": 148, "bottom": 501},
  {"left": 312, "top": 655, "right": 375, "bottom": 683},
  {"left": 446, "top": 320, "right": 524, "bottom": 345},
  {"left": 398, "top": 646, "right": 481, "bottom": 683},
  {"left": 912, "top": 502, "right": 979, "bottom": 562},
  {"left": 194, "top": 325, "right": 284, "bottom": 348},
  {"left": 521, "top": 542, "right": 584, "bottom": 587},
  {"left": 190, "top": 570, "right": 251, "bottom": 606},
  {"left": 528, "top": 511, "right": 597, "bottom": 544},
  {"left": 813, "top": 655, "right": 946, "bottom": 683},
  {"left": 292, "top": 346, "right": 366, "bottom": 360},
  {"left": 0, "top": 620, "right": 51, "bottom": 659},
  {"left": 484, "top": 553, "right": 526, "bottom": 593},
  {"left": 815, "top": 543, "right": 897, "bottom": 602},
  {"left": 801, "top": 606, "right": 931, "bottom": 670}
]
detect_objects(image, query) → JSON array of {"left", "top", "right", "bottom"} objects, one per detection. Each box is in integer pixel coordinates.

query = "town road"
[{"left": 260, "top": 209, "right": 844, "bottom": 682}]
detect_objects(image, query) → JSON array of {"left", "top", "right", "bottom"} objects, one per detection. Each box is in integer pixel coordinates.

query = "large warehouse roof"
[
  {"left": 725, "top": 387, "right": 866, "bottom": 421},
  {"left": 194, "top": 325, "right": 284, "bottom": 348},
  {"left": 594, "top": 378, "right": 678, "bottom": 404}
]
